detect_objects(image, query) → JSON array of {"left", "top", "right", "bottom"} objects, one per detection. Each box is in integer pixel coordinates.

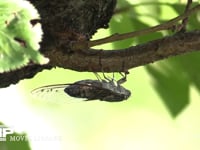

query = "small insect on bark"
[{"left": 31, "top": 78, "right": 131, "bottom": 102}]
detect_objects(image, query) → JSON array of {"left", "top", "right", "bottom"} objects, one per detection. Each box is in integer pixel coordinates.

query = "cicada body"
[{"left": 31, "top": 79, "right": 131, "bottom": 102}]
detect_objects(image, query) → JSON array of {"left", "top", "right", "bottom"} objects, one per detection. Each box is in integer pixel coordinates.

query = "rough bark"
[
  {"left": 1, "top": 0, "right": 200, "bottom": 88},
  {"left": 0, "top": 0, "right": 116, "bottom": 87},
  {"left": 45, "top": 31, "right": 200, "bottom": 72}
]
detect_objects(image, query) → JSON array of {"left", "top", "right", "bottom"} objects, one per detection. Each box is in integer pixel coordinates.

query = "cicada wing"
[{"left": 31, "top": 84, "right": 87, "bottom": 104}]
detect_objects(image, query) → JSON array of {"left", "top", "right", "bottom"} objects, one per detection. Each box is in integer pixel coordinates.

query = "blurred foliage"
[
  {"left": 0, "top": 0, "right": 48, "bottom": 73},
  {"left": 111, "top": 0, "right": 200, "bottom": 116},
  {"left": 0, "top": 122, "right": 31, "bottom": 150}
]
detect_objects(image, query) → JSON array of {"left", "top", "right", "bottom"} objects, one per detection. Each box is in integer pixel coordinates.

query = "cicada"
[{"left": 31, "top": 79, "right": 131, "bottom": 102}]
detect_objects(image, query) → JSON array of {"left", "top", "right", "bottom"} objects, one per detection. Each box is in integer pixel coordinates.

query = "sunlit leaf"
[{"left": 0, "top": 0, "right": 49, "bottom": 73}]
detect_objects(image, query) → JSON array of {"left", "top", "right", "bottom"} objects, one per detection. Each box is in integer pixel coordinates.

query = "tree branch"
[
  {"left": 45, "top": 30, "right": 200, "bottom": 72},
  {"left": 1, "top": 30, "right": 200, "bottom": 88},
  {"left": 179, "top": 0, "right": 193, "bottom": 32}
]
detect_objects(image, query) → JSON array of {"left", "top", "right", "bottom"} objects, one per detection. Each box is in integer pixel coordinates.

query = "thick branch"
[
  {"left": 46, "top": 31, "right": 200, "bottom": 72},
  {"left": 1, "top": 30, "right": 200, "bottom": 88}
]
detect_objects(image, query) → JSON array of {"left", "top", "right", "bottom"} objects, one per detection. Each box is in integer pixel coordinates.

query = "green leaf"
[
  {"left": 0, "top": 0, "right": 49, "bottom": 73},
  {"left": 146, "top": 60, "right": 190, "bottom": 117},
  {"left": 0, "top": 122, "right": 31, "bottom": 150}
]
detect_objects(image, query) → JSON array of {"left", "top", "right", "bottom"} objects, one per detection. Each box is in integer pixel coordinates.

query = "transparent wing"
[
  {"left": 31, "top": 84, "right": 68, "bottom": 94},
  {"left": 31, "top": 84, "right": 87, "bottom": 104}
]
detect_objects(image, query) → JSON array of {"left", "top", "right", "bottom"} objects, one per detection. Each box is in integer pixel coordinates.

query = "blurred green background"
[{"left": 1, "top": 0, "right": 200, "bottom": 150}]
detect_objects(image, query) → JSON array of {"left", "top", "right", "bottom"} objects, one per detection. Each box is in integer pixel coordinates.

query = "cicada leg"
[
  {"left": 94, "top": 71, "right": 115, "bottom": 83},
  {"left": 117, "top": 71, "right": 129, "bottom": 85},
  {"left": 102, "top": 72, "right": 114, "bottom": 82},
  {"left": 94, "top": 72, "right": 102, "bottom": 81}
]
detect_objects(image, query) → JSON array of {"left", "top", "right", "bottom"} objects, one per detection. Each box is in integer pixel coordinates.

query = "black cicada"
[{"left": 31, "top": 79, "right": 131, "bottom": 102}]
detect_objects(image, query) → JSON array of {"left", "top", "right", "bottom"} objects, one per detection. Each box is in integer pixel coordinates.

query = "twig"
[
  {"left": 180, "top": 0, "right": 193, "bottom": 32},
  {"left": 88, "top": 4, "right": 200, "bottom": 47}
]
